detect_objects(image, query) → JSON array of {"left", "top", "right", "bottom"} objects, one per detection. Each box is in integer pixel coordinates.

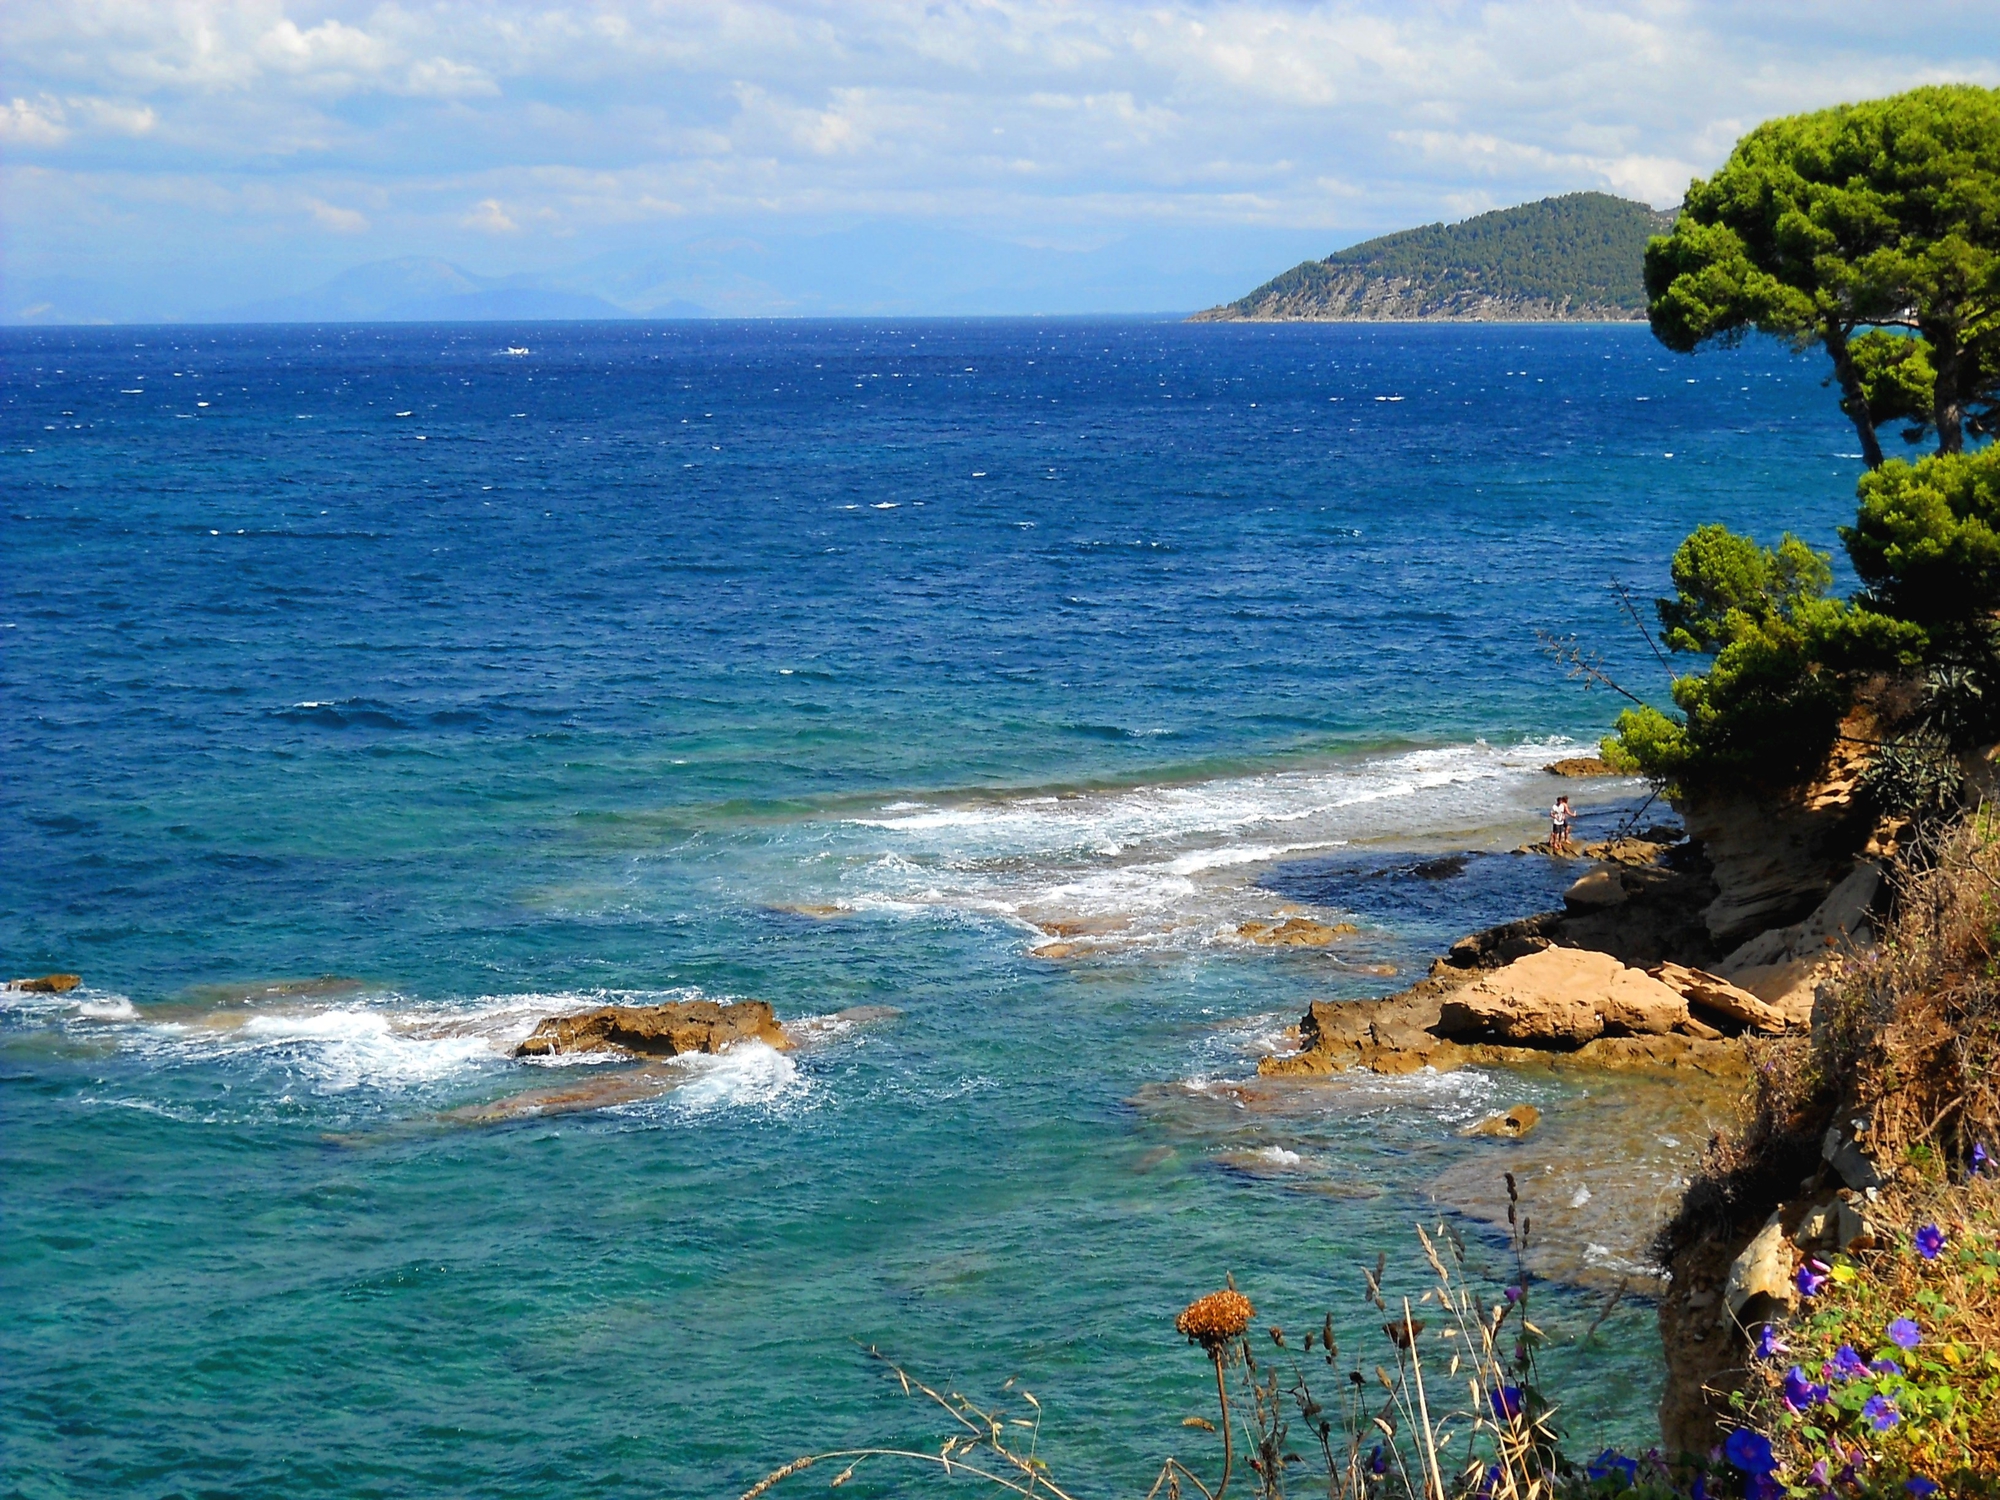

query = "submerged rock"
[
  {"left": 8, "top": 973, "right": 81, "bottom": 994},
  {"left": 1236, "top": 917, "right": 1356, "bottom": 947},
  {"left": 515, "top": 999, "right": 791, "bottom": 1059}
]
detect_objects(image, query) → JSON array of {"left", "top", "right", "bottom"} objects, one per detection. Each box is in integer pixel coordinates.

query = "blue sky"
[{"left": 4, "top": 1, "right": 1997, "bottom": 320}]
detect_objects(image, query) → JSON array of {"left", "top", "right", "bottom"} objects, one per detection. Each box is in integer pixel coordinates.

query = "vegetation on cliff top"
[
  {"left": 1608, "top": 84, "right": 2000, "bottom": 793},
  {"left": 1198, "top": 193, "right": 1671, "bottom": 321}
]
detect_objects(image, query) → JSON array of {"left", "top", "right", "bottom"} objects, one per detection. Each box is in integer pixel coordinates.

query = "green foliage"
[
  {"left": 1848, "top": 331, "right": 1940, "bottom": 438},
  {"left": 1656, "top": 524, "right": 1834, "bottom": 653},
  {"left": 1847, "top": 445, "right": 2000, "bottom": 627},
  {"left": 1607, "top": 527, "right": 1923, "bottom": 787},
  {"left": 1220, "top": 193, "right": 1672, "bottom": 317},
  {"left": 1645, "top": 83, "right": 2000, "bottom": 461}
]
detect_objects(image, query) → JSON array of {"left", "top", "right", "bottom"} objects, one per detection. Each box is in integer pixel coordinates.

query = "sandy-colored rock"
[
  {"left": 9, "top": 973, "right": 81, "bottom": 994},
  {"left": 1679, "top": 725, "right": 1877, "bottom": 942},
  {"left": 1648, "top": 962, "right": 1791, "bottom": 1034},
  {"left": 1438, "top": 947, "right": 1692, "bottom": 1047},
  {"left": 1563, "top": 865, "right": 1628, "bottom": 909},
  {"left": 1236, "top": 917, "right": 1356, "bottom": 947},
  {"left": 1463, "top": 1104, "right": 1541, "bottom": 1138},
  {"left": 1721, "top": 1213, "right": 1797, "bottom": 1327},
  {"left": 515, "top": 999, "right": 791, "bottom": 1059}
]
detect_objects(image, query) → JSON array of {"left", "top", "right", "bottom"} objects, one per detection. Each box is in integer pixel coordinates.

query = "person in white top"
[{"left": 1550, "top": 795, "right": 1575, "bottom": 855}]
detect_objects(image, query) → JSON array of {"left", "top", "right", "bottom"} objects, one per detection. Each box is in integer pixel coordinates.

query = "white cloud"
[
  {"left": 3, "top": 1, "right": 1997, "bottom": 310},
  {"left": 0, "top": 95, "right": 69, "bottom": 145},
  {"left": 305, "top": 194, "right": 367, "bottom": 231},
  {"left": 460, "top": 196, "right": 518, "bottom": 233}
]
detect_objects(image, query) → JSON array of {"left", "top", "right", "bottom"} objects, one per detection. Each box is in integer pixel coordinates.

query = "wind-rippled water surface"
[{"left": 3, "top": 320, "right": 1862, "bottom": 1496}]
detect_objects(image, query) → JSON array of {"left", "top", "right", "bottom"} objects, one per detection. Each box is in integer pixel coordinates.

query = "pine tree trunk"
[{"left": 1824, "top": 329, "right": 1885, "bottom": 469}]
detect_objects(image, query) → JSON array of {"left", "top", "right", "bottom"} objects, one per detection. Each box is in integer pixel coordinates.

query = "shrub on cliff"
[{"left": 1602, "top": 525, "right": 1922, "bottom": 788}]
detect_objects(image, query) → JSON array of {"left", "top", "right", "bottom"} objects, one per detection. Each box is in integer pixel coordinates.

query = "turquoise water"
[{"left": 3, "top": 321, "right": 1864, "bottom": 1496}]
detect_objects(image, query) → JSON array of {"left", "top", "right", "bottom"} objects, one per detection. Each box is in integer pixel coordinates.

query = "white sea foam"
[
  {"left": 825, "top": 738, "right": 1612, "bottom": 954},
  {"left": 231, "top": 1008, "right": 497, "bottom": 1090},
  {"left": 659, "top": 1041, "right": 805, "bottom": 1117}
]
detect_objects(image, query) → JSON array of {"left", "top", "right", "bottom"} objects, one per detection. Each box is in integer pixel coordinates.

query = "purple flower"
[
  {"left": 1871, "top": 1357, "right": 1903, "bottom": 1376},
  {"left": 1724, "top": 1427, "right": 1776, "bottom": 1474},
  {"left": 1754, "top": 1323, "right": 1787, "bottom": 1359},
  {"left": 1888, "top": 1316, "right": 1921, "bottom": 1350},
  {"left": 1369, "top": 1443, "right": 1385, "bottom": 1476},
  {"left": 1587, "top": 1450, "right": 1638, "bottom": 1485},
  {"left": 1973, "top": 1141, "right": 1990, "bottom": 1176},
  {"left": 1826, "top": 1344, "right": 1868, "bottom": 1380},
  {"left": 1863, "top": 1394, "right": 1900, "bottom": 1432},
  {"left": 1503, "top": 1284, "right": 1523, "bottom": 1304},
  {"left": 1782, "top": 1366, "right": 1828, "bottom": 1411},
  {"left": 1915, "top": 1223, "right": 1945, "bottom": 1260},
  {"left": 1808, "top": 1460, "right": 1830, "bottom": 1486},
  {"left": 1908, "top": 1477, "right": 1941, "bottom": 1496},
  {"left": 1689, "top": 1476, "right": 1708, "bottom": 1500},
  {"left": 1796, "top": 1258, "right": 1831, "bottom": 1297},
  {"left": 1490, "top": 1386, "right": 1522, "bottom": 1420}
]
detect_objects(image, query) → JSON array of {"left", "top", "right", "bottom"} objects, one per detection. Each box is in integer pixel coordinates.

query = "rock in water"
[
  {"left": 1236, "top": 917, "right": 1355, "bottom": 947},
  {"left": 9, "top": 973, "right": 81, "bottom": 994},
  {"left": 515, "top": 1000, "right": 791, "bottom": 1059},
  {"left": 1463, "top": 1104, "right": 1542, "bottom": 1138},
  {"left": 1543, "top": 756, "right": 1614, "bottom": 777},
  {"left": 1437, "top": 947, "right": 1693, "bottom": 1046}
]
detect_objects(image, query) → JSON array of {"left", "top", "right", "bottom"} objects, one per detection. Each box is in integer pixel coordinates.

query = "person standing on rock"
[{"left": 1550, "top": 795, "right": 1575, "bottom": 855}]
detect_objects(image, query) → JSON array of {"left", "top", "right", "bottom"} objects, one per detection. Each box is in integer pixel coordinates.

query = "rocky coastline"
[{"left": 1252, "top": 752, "right": 1895, "bottom": 1449}]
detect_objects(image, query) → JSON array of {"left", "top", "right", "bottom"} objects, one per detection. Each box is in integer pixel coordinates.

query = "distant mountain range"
[
  {"left": 216, "top": 258, "right": 707, "bottom": 323},
  {"left": 1192, "top": 193, "right": 1675, "bottom": 323}
]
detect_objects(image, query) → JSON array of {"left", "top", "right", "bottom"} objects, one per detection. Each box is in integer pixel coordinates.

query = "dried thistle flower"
[{"left": 1176, "top": 1289, "right": 1255, "bottom": 1352}]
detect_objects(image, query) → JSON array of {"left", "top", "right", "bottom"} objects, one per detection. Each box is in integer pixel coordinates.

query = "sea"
[{"left": 2, "top": 319, "right": 1867, "bottom": 1497}]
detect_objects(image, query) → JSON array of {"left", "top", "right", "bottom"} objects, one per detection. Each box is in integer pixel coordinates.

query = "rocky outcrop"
[
  {"left": 1440, "top": 947, "right": 1700, "bottom": 1046},
  {"left": 1544, "top": 755, "right": 1615, "bottom": 776},
  {"left": 1678, "top": 727, "right": 1876, "bottom": 942},
  {"left": 515, "top": 999, "right": 791, "bottom": 1059},
  {"left": 8, "top": 973, "right": 80, "bottom": 994},
  {"left": 1261, "top": 948, "right": 1749, "bottom": 1080},
  {"left": 1648, "top": 962, "right": 1792, "bottom": 1035}
]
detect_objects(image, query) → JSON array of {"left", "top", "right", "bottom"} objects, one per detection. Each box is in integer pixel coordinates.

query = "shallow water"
[{"left": 2, "top": 320, "right": 1864, "bottom": 1495}]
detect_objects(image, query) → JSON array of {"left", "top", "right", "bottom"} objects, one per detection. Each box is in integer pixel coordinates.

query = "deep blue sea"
[{"left": 2, "top": 320, "right": 1868, "bottom": 1498}]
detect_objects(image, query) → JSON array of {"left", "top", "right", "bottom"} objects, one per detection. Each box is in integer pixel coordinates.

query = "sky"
[{"left": 3, "top": 1, "right": 1998, "bottom": 320}]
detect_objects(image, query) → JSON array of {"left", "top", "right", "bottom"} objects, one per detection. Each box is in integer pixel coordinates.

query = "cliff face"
[{"left": 1189, "top": 271, "right": 1643, "bottom": 323}]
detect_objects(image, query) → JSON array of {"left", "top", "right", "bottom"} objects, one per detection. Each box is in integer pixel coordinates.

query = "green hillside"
[{"left": 1195, "top": 192, "right": 1675, "bottom": 322}]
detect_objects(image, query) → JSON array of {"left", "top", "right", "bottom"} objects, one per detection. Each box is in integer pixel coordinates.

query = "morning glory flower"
[
  {"left": 1863, "top": 1394, "right": 1900, "bottom": 1431},
  {"left": 1888, "top": 1316, "right": 1921, "bottom": 1350},
  {"left": 1871, "top": 1357, "right": 1902, "bottom": 1376},
  {"left": 1490, "top": 1386, "right": 1522, "bottom": 1420},
  {"left": 1973, "top": 1141, "right": 1990, "bottom": 1176},
  {"left": 1796, "top": 1258, "right": 1830, "bottom": 1297},
  {"left": 1915, "top": 1223, "right": 1945, "bottom": 1259},
  {"left": 1826, "top": 1344, "right": 1868, "bottom": 1380},
  {"left": 1723, "top": 1428, "right": 1776, "bottom": 1474},
  {"left": 1586, "top": 1450, "right": 1638, "bottom": 1485},
  {"left": 1808, "top": 1459, "right": 1829, "bottom": 1486},
  {"left": 1908, "top": 1477, "right": 1941, "bottom": 1496},
  {"left": 1782, "top": 1366, "right": 1828, "bottom": 1411},
  {"left": 1754, "top": 1323, "right": 1786, "bottom": 1359}
]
